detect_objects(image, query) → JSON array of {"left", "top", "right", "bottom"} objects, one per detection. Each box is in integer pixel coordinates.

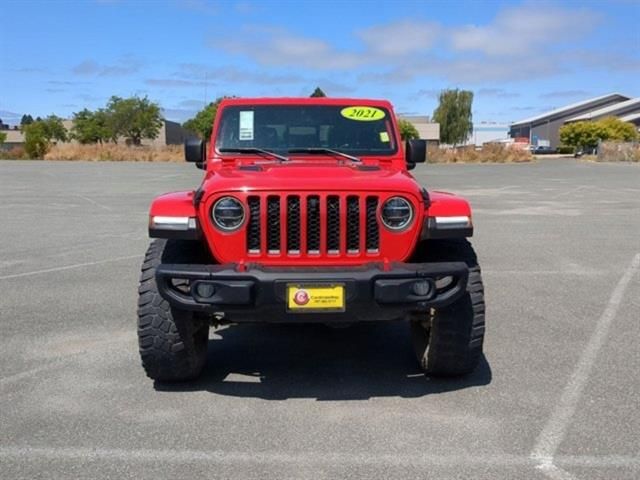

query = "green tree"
[
  {"left": 559, "top": 121, "right": 603, "bottom": 150},
  {"left": 0, "top": 131, "right": 6, "bottom": 145},
  {"left": 397, "top": 118, "right": 420, "bottom": 140},
  {"left": 559, "top": 117, "right": 638, "bottom": 150},
  {"left": 432, "top": 89, "right": 474, "bottom": 146},
  {"left": 106, "top": 95, "right": 162, "bottom": 145},
  {"left": 71, "top": 108, "right": 113, "bottom": 144},
  {"left": 183, "top": 96, "right": 233, "bottom": 140},
  {"left": 597, "top": 116, "right": 639, "bottom": 142},
  {"left": 20, "top": 114, "right": 34, "bottom": 126},
  {"left": 22, "top": 116, "right": 67, "bottom": 158},
  {"left": 310, "top": 87, "right": 326, "bottom": 98}
]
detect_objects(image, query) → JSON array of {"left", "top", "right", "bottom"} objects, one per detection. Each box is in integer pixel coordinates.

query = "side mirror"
[
  {"left": 185, "top": 138, "right": 206, "bottom": 169},
  {"left": 405, "top": 139, "right": 427, "bottom": 170}
]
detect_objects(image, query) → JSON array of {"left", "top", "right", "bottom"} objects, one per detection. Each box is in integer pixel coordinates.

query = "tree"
[
  {"left": 20, "top": 114, "right": 34, "bottom": 126},
  {"left": 0, "top": 131, "right": 6, "bottom": 145},
  {"left": 559, "top": 121, "right": 602, "bottom": 150},
  {"left": 432, "top": 89, "right": 474, "bottom": 146},
  {"left": 397, "top": 118, "right": 420, "bottom": 140},
  {"left": 597, "top": 116, "right": 639, "bottom": 142},
  {"left": 559, "top": 117, "right": 639, "bottom": 150},
  {"left": 71, "top": 108, "right": 113, "bottom": 144},
  {"left": 22, "top": 115, "right": 67, "bottom": 158},
  {"left": 183, "top": 96, "right": 232, "bottom": 140},
  {"left": 310, "top": 87, "right": 326, "bottom": 98},
  {"left": 106, "top": 95, "right": 162, "bottom": 145}
]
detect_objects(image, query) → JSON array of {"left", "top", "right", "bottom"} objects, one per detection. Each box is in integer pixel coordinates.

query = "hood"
[{"left": 201, "top": 161, "right": 422, "bottom": 196}]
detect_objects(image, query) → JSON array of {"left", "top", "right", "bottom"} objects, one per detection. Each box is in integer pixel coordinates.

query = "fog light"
[
  {"left": 412, "top": 280, "right": 432, "bottom": 297},
  {"left": 195, "top": 282, "right": 216, "bottom": 298}
]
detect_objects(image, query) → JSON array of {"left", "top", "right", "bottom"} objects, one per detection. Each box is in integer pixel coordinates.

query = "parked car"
[{"left": 530, "top": 146, "right": 556, "bottom": 154}]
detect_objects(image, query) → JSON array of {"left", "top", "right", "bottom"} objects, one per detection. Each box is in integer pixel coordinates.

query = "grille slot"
[
  {"left": 287, "top": 196, "right": 301, "bottom": 253},
  {"left": 267, "top": 196, "right": 281, "bottom": 253},
  {"left": 346, "top": 196, "right": 360, "bottom": 252},
  {"left": 247, "top": 196, "right": 261, "bottom": 253},
  {"left": 306, "top": 196, "right": 320, "bottom": 254},
  {"left": 326, "top": 196, "right": 340, "bottom": 253},
  {"left": 366, "top": 197, "right": 379, "bottom": 252}
]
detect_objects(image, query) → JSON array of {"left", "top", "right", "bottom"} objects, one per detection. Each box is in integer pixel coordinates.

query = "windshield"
[{"left": 215, "top": 105, "right": 398, "bottom": 156}]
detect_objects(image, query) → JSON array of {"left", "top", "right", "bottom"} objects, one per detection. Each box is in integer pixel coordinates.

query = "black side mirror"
[
  {"left": 185, "top": 139, "right": 206, "bottom": 169},
  {"left": 405, "top": 139, "right": 427, "bottom": 170}
]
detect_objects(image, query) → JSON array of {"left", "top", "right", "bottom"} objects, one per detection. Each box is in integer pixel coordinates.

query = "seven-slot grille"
[{"left": 246, "top": 194, "right": 380, "bottom": 256}]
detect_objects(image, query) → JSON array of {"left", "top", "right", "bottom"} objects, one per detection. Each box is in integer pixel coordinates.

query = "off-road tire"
[
  {"left": 137, "top": 239, "right": 210, "bottom": 382},
  {"left": 411, "top": 239, "right": 485, "bottom": 376}
]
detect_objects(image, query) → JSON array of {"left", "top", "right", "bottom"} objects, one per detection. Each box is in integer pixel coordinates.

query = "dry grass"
[
  {"left": 0, "top": 146, "right": 26, "bottom": 160},
  {"left": 43, "top": 144, "right": 185, "bottom": 162},
  {"left": 596, "top": 141, "right": 640, "bottom": 163},
  {"left": 428, "top": 144, "right": 532, "bottom": 163}
]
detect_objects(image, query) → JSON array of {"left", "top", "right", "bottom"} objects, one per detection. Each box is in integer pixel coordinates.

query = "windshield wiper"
[
  {"left": 288, "top": 148, "right": 361, "bottom": 163},
  {"left": 219, "top": 147, "right": 289, "bottom": 162}
]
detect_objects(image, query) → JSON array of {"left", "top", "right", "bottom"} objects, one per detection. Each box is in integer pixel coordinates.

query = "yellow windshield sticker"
[
  {"left": 341, "top": 106, "right": 386, "bottom": 121},
  {"left": 379, "top": 131, "right": 390, "bottom": 142}
]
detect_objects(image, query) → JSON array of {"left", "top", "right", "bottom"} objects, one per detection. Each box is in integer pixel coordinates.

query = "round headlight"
[
  {"left": 381, "top": 197, "right": 413, "bottom": 231},
  {"left": 212, "top": 197, "right": 245, "bottom": 231}
]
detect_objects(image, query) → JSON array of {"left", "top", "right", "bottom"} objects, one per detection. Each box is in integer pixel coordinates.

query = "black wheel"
[
  {"left": 137, "top": 239, "right": 211, "bottom": 382},
  {"left": 410, "top": 239, "right": 485, "bottom": 377}
]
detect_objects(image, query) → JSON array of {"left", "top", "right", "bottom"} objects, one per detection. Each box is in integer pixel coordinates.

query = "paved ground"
[{"left": 0, "top": 159, "right": 638, "bottom": 480}]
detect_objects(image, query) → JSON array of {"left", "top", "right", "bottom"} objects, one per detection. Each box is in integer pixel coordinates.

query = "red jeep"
[{"left": 138, "top": 98, "right": 485, "bottom": 381}]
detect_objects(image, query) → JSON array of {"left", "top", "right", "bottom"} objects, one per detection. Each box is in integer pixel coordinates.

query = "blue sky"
[{"left": 1, "top": 0, "right": 639, "bottom": 125}]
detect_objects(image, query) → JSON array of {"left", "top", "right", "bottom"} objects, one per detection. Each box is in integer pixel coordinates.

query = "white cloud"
[
  {"left": 478, "top": 88, "right": 521, "bottom": 98},
  {"left": 175, "top": 63, "right": 305, "bottom": 85},
  {"left": 145, "top": 78, "right": 207, "bottom": 87},
  {"left": 211, "top": 27, "right": 363, "bottom": 70},
  {"left": 176, "top": 0, "right": 217, "bottom": 15},
  {"left": 357, "top": 20, "right": 439, "bottom": 56},
  {"left": 450, "top": 4, "right": 600, "bottom": 56},
  {"left": 539, "top": 90, "right": 591, "bottom": 100},
  {"left": 72, "top": 56, "right": 141, "bottom": 77}
]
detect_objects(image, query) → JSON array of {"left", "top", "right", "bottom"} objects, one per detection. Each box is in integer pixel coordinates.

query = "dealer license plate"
[{"left": 286, "top": 284, "right": 345, "bottom": 312}]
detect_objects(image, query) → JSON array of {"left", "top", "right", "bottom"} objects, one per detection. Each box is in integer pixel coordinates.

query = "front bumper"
[{"left": 155, "top": 262, "right": 469, "bottom": 323}]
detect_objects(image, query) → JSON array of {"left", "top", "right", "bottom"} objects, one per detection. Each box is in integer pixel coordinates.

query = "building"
[
  {"left": 0, "top": 128, "right": 25, "bottom": 150},
  {"left": 620, "top": 113, "right": 640, "bottom": 127},
  {"left": 398, "top": 115, "right": 440, "bottom": 145},
  {"left": 509, "top": 93, "right": 632, "bottom": 149},
  {"left": 565, "top": 98, "right": 640, "bottom": 124},
  {"left": 467, "top": 123, "right": 510, "bottom": 147}
]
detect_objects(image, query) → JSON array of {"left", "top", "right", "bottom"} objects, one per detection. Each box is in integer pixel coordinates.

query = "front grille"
[{"left": 246, "top": 194, "right": 380, "bottom": 256}]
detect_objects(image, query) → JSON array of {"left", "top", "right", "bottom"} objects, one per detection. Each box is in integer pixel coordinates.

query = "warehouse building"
[
  {"left": 565, "top": 98, "right": 640, "bottom": 125},
  {"left": 398, "top": 115, "right": 440, "bottom": 146},
  {"left": 509, "top": 93, "right": 633, "bottom": 149}
]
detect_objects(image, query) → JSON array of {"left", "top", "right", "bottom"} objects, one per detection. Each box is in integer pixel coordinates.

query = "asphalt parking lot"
[{"left": 1, "top": 159, "right": 638, "bottom": 480}]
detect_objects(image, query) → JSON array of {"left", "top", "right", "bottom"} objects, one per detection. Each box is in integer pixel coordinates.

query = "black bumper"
[{"left": 155, "top": 262, "right": 469, "bottom": 323}]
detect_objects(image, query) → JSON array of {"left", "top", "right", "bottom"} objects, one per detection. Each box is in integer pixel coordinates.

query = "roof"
[
  {"left": 399, "top": 115, "right": 431, "bottom": 123},
  {"left": 510, "top": 93, "right": 630, "bottom": 127},
  {"left": 219, "top": 97, "right": 394, "bottom": 109},
  {"left": 620, "top": 112, "right": 640, "bottom": 123},
  {"left": 566, "top": 98, "right": 640, "bottom": 122}
]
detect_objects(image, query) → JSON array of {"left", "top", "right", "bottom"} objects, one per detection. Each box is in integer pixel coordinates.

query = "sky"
[{"left": 1, "top": 0, "right": 639, "bottom": 126}]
